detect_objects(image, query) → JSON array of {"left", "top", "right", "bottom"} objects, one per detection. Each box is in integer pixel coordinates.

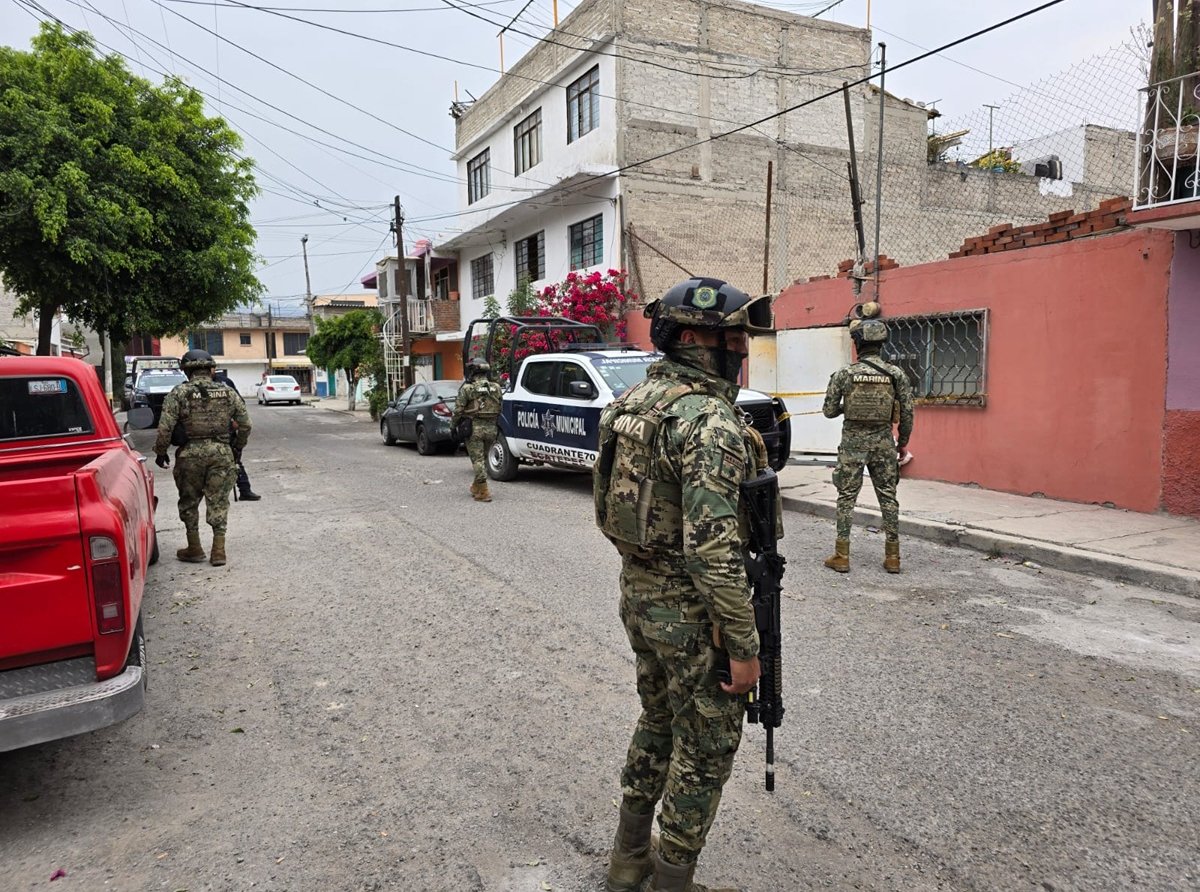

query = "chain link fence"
[{"left": 624, "top": 40, "right": 1147, "bottom": 301}]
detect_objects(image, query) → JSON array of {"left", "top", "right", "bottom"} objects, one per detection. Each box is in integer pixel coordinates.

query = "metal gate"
[{"left": 749, "top": 327, "right": 850, "bottom": 457}]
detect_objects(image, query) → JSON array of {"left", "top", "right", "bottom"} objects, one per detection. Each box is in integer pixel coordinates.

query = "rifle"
[{"left": 740, "top": 468, "right": 786, "bottom": 791}]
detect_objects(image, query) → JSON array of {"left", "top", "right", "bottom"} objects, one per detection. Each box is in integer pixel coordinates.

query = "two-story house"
[{"left": 160, "top": 312, "right": 314, "bottom": 396}]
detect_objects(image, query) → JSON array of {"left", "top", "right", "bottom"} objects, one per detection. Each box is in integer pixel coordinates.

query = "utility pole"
[
  {"left": 393, "top": 195, "right": 412, "bottom": 390},
  {"left": 301, "top": 234, "right": 314, "bottom": 335},
  {"left": 873, "top": 42, "right": 887, "bottom": 301}
]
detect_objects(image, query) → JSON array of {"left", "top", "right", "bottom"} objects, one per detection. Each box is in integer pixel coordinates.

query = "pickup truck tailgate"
[{"left": 0, "top": 474, "right": 91, "bottom": 659}]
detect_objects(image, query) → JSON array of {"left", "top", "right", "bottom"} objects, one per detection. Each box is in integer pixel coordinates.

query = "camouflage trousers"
[
  {"left": 464, "top": 418, "right": 497, "bottom": 485},
  {"left": 174, "top": 440, "right": 237, "bottom": 535},
  {"left": 833, "top": 428, "right": 899, "bottom": 541},
  {"left": 618, "top": 557, "right": 746, "bottom": 866}
]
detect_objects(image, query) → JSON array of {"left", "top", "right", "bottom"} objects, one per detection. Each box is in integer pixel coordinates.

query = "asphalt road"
[{"left": 2, "top": 403, "right": 1197, "bottom": 892}]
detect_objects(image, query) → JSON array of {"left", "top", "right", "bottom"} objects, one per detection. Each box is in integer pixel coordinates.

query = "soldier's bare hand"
[{"left": 720, "top": 656, "right": 761, "bottom": 695}]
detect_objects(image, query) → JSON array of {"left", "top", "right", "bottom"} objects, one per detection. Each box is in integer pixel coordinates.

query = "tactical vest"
[
  {"left": 843, "top": 361, "right": 896, "bottom": 423},
  {"left": 595, "top": 377, "right": 741, "bottom": 555},
  {"left": 467, "top": 381, "right": 502, "bottom": 419},
  {"left": 181, "top": 380, "right": 236, "bottom": 439}
]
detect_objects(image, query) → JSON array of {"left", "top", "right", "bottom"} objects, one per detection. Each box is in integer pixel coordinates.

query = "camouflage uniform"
[
  {"left": 822, "top": 354, "right": 914, "bottom": 541},
  {"left": 155, "top": 376, "right": 251, "bottom": 536},
  {"left": 451, "top": 375, "right": 503, "bottom": 487},
  {"left": 595, "top": 357, "right": 765, "bottom": 867}
]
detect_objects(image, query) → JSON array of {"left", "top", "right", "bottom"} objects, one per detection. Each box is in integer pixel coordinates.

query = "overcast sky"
[{"left": 1, "top": 0, "right": 1145, "bottom": 312}]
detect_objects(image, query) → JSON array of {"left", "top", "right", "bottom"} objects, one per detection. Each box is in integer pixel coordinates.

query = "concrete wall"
[
  {"left": 774, "top": 227, "right": 1175, "bottom": 512},
  {"left": 1163, "top": 232, "right": 1200, "bottom": 515}
]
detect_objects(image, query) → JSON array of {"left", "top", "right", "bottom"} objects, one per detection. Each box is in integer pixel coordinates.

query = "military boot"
[
  {"left": 648, "top": 851, "right": 740, "bottom": 892},
  {"left": 884, "top": 539, "right": 901, "bottom": 574},
  {"left": 238, "top": 486, "right": 262, "bottom": 501},
  {"left": 469, "top": 482, "right": 480, "bottom": 499},
  {"left": 823, "top": 538, "right": 850, "bottom": 573},
  {"left": 605, "top": 806, "right": 655, "bottom": 892},
  {"left": 473, "top": 482, "right": 492, "bottom": 502},
  {"left": 209, "top": 534, "right": 227, "bottom": 567},
  {"left": 176, "top": 529, "right": 206, "bottom": 563}
]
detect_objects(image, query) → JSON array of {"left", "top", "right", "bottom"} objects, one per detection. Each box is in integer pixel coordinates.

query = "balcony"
[
  {"left": 380, "top": 297, "right": 461, "bottom": 341},
  {"left": 1132, "top": 72, "right": 1200, "bottom": 228}
]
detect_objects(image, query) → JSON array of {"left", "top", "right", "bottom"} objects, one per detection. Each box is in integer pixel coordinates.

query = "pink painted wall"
[{"left": 775, "top": 228, "right": 1175, "bottom": 512}]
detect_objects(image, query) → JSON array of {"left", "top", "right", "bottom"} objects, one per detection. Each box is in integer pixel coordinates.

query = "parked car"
[
  {"left": 380, "top": 379, "right": 463, "bottom": 454},
  {"left": 0, "top": 356, "right": 157, "bottom": 752},
  {"left": 257, "top": 374, "right": 303, "bottom": 405},
  {"left": 129, "top": 368, "right": 187, "bottom": 424}
]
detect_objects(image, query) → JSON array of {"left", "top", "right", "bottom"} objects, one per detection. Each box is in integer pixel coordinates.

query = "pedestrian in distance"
[
  {"left": 594, "top": 277, "right": 780, "bottom": 892},
  {"left": 153, "top": 349, "right": 251, "bottom": 567},
  {"left": 821, "top": 301, "right": 915, "bottom": 573},
  {"left": 451, "top": 360, "right": 503, "bottom": 502},
  {"left": 212, "top": 369, "right": 261, "bottom": 501}
]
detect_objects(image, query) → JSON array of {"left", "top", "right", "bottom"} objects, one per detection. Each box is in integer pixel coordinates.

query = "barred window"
[
  {"left": 471, "top": 254, "right": 495, "bottom": 299},
  {"left": 882, "top": 309, "right": 987, "bottom": 406},
  {"left": 514, "top": 109, "right": 542, "bottom": 175},
  {"left": 188, "top": 330, "right": 224, "bottom": 355},
  {"left": 569, "top": 214, "right": 603, "bottom": 269},
  {"left": 567, "top": 66, "right": 600, "bottom": 143},
  {"left": 240, "top": 334, "right": 251, "bottom": 346},
  {"left": 467, "top": 148, "right": 490, "bottom": 204},
  {"left": 515, "top": 230, "right": 545, "bottom": 283}
]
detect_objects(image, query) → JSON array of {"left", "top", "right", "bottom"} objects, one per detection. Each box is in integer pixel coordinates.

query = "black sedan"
[{"left": 380, "top": 379, "right": 463, "bottom": 455}]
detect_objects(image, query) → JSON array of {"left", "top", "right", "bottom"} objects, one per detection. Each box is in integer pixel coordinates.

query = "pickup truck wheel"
[
  {"left": 487, "top": 436, "right": 518, "bottom": 481},
  {"left": 416, "top": 424, "right": 435, "bottom": 455},
  {"left": 149, "top": 527, "right": 160, "bottom": 565},
  {"left": 125, "top": 615, "right": 148, "bottom": 690}
]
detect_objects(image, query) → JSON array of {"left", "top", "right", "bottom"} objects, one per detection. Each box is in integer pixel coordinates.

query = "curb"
[{"left": 781, "top": 493, "right": 1200, "bottom": 600}]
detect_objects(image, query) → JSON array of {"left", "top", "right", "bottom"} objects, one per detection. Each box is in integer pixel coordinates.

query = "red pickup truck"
[{"left": 0, "top": 356, "right": 157, "bottom": 752}]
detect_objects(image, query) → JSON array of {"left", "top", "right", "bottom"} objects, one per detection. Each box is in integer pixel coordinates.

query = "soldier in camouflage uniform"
[
  {"left": 451, "top": 360, "right": 503, "bottom": 502},
  {"left": 821, "top": 303, "right": 914, "bottom": 573},
  {"left": 594, "top": 278, "right": 777, "bottom": 892},
  {"left": 154, "top": 349, "right": 251, "bottom": 567}
]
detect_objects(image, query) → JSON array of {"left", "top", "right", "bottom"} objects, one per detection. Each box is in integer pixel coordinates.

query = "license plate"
[{"left": 28, "top": 379, "right": 68, "bottom": 395}]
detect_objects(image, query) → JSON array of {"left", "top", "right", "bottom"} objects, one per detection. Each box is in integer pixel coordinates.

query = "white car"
[{"left": 257, "top": 375, "right": 303, "bottom": 405}]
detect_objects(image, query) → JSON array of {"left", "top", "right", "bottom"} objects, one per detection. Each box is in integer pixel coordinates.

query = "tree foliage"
[
  {"left": 0, "top": 24, "right": 261, "bottom": 352},
  {"left": 305, "top": 309, "right": 383, "bottom": 411}
]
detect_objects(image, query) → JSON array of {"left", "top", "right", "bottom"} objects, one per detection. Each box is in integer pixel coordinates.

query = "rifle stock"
[{"left": 741, "top": 469, "right": 786, "bottom": 791}]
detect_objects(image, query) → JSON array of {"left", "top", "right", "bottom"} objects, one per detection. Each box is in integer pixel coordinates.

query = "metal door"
[{"left": 750, "top": 328, "right": 851, "bottom": 457}]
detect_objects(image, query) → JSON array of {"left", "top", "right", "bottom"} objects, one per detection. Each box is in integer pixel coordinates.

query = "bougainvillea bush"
[{"left": 539, "top": 269, "right": 636, "bottom": 343}]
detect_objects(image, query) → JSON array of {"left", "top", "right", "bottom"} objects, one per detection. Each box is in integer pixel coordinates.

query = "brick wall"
[
  {"left": 431, "top": 299, "right": 460, "bottom": 333},
  {"left": 949, "top": 197, "right": 1132, "bottom": 257}
]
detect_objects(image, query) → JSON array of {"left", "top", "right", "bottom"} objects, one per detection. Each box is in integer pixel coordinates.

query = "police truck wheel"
[
  {"left": 382, "top": 421, "right": 397, "bottom": 446},
  {"left": 416, "top": 424, "right": 434, "bottom": 455},
  {"left": 487, "top": 437, "right": 518, "bottom": 481}
]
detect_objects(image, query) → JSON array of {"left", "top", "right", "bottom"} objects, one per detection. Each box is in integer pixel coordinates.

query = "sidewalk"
[
  {"left": 304, "top": 396, "right": 374, "bottom": 421},
  {"left": 778, "top": 463, "right": 1200, "bottom": 598}
]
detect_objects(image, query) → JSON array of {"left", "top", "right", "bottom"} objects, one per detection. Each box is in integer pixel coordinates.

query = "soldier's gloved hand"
[{"left": 155, "top": 454, "right": 170, "bottom": 469}]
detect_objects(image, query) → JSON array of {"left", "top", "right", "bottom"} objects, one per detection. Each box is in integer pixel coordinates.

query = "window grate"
[
  {"left": 567, "top": 66, "right": 600, "bottom": 143},
  {"left": 467, "top": 148, "right": 490, "bottom": 204},
  {"left": 471, "top": 254, "right": 495, "bottom": 300},
  {"left": 881, "top": 309, "right": 988, "bottom": 407},
  {"left": 513, "top": 108, "right": 542, "bottom": 175},
  {"left": 515, "top": 230, "right": 545, "bottom": 283},
  {"left": 569, "top": 214, "right": 603, "bottom": 269},
  {"left": 188, "top": 330, "right": 224, "bottom": 355}
]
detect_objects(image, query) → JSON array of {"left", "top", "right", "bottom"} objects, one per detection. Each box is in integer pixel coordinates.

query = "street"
[{"left": 2, "top": 403, "right": 1197, "bottom": 892}]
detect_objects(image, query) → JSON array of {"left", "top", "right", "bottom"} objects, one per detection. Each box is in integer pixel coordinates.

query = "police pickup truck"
[{"left": 464, "top": 317, "right": 790, "bottom": 482}]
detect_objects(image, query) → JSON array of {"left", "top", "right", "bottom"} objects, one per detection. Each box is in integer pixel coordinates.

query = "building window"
[
  {"left": 514, "top": 108, "right": 542, "bottom": 174},
  {"left": 515, "top": 230, "right": 545, "bottom": 284},
  {"left": 188, "top": 330, "right": 224, "bottom": 355},
  {"left": 567, "top": 66, "right": 600, "bottom": 143},
  {"left": 283, "top": 332, "right": 309, "bottom": 355},
  {"left": 240, "top": 333, "right": 251, "bottom": 346},
  {"left": 433, "top": 266, "right": 451, "bottom": 300},
  {"left": 882, "top": 309, "right": 988, "bottom": 407},
  {"left": 467, "top": 148, "right": 490, "bottom": 204},
  {"left": 569, "top": 214, "right": 603, "bottom": 269},
  {"left": 471, "top": 253, "right": 495, "bottom": 299}
]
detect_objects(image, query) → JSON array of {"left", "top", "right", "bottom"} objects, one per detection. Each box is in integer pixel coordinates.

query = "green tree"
[
  {"left": 305, "top": 309, "right": 383, "bottom": 412},
  {"left": 0, "top": 24, "right": 260, "bottom": 354}
]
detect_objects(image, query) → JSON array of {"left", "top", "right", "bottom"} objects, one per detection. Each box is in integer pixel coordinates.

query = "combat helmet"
[
  {"left": 644, "top": 277, "right": 774, "bottom": 351},
  {"left": 468, "top": 359, "right": 491, "bottom": 377},
  {"left": 848, "top": 301, "right": 888, "bottom": 347},
  {"left": 181, "top": 348, "right": 217, "bottom": 371}
]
